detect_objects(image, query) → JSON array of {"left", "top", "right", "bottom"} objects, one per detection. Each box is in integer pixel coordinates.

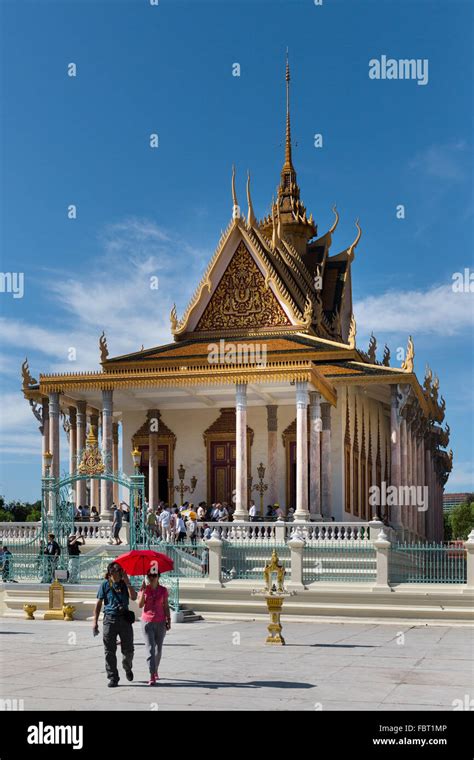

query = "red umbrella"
[{"left": 115, "top": 550, "right": 174, "bottom": 576}]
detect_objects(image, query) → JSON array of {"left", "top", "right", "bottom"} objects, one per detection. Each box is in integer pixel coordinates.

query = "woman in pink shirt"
[{"left": 137, "top": 572, "right": 171, "bottom": 686}]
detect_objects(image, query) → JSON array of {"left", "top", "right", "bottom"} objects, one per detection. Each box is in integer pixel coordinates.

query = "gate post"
[{"left": 464, "top": 530, "right": 474, "bottom": 592}]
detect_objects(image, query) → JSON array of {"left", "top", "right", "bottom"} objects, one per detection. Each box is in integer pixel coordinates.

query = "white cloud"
[
  {"left": 0, "top": 218, "right": 211, "bottom": 480},
  {"left": 409, "top": 141, "right": 469, "bottom": 182},
  {"left": 355, "top": 283, "right": 474, "bottom": 338},
  {"left": 0, "top": 218, "right": 211, "bottom": 372}
]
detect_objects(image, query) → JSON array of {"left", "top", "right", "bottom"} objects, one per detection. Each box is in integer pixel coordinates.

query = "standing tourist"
[
  {"left": 176, "top": 513, "right": 186, "bottom": 543},
  {"left": 249, "top": 500, "right": 258, "bottom": 522},
  {"left": 137, "top": 571, "right": 171, "bottom": 685},
  {"left": 93, "top": 562, "right": 137, "bottom": 687},
  {"left": 67, "top": 533, "right": 85, "bottom": 583},
  {"left": 159, "top": 507, "right": 171, "bottom": 543},
  {"left": 44, "top": 532, "right": 61, "bottom": 581},
  {"left": 110, "top": 503, "right": 123, "bottom": 545}
]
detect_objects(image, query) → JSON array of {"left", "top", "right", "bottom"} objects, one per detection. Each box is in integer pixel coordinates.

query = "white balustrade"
[
  {"left": 0, "top": 522, "right": 41, "bottom": 541},
  {"left": 73, "top": 522, "right": 113, "bottom": 541},
  {"left": 0, "top": 519, "right": 371, "bottom": 546}
]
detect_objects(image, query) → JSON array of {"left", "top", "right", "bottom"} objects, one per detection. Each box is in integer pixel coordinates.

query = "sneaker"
[
  {"left": 148, "top": 674, "right": 157, "bottom": 686},
  {"left": 154, "top": 672, "right": 159, "bottom": 680},
  {"left": 108, "top": 680, "right": 119, "bottom": 688},
  {"left": 125, "top": 668, "right": 134, "bottom": 682}
]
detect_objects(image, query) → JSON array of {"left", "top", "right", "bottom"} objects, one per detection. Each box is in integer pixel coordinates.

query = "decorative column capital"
[
  {"left": 49, "top": 391, "right": 60, "bottom": 407},
  {"left": 391, "top": 383, "right": 410, "bottom": 424},
  {"left": 68, "top": 406, "right": 77, "bottom": 428},
  {"left": 266, "top": 405, "right": 278, "bottom": 432},
  {"left": 309, "top": 392, "right": 322, "bottom": 421},
  {"left": 77, "top": 400, "right": 87, "bottom": 416},
  {"left": 236, "top": 382, "right": 247, "bottom": 409},
  {"left": 102, "top": 389, "right": 113, "bottom": 412},
  {"left": 295, "top": 380, "right": 309, "bottom": 409}
]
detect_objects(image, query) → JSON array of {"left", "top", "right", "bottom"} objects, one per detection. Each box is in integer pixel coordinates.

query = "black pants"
[{"left": 103, "top": 614, "right": 134, "bottom": 683}]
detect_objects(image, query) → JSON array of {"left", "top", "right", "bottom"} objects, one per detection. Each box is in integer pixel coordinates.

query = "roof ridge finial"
[
  {"left": 246, "top": 171, "right": 257, "bottom": 227},
  {"left": 232, "top": 164, "right": 240, "bottom": 220}
]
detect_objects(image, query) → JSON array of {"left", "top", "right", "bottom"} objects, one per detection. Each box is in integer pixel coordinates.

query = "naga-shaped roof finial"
[
  {"left": 348, "top": 314, "right": 356, "bottom": 349},
  {"left": 99, "top": 331, "right": 109, "bottom": 363},
  {"left": 401, "top": 335, "right": 414, "bottom": 373},
  {"left": 21, "top": 357, "right": 37, "bottom": 390}
]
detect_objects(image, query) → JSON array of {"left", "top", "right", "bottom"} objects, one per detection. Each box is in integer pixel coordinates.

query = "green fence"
[
  {"left": 221, "top": 542, "right": 289, "bottom": 581},
  {"left": 390, "top": 542, "right": 467, "bottom": 584},
  {"left": 303, "top": 541, "right": 377, "bottom": 583},
  {"left": 1, "top": 551, "right": 181, "bottom": 610}
]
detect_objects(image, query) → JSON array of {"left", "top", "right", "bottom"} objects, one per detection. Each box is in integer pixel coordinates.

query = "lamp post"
[
  {"left": 252, "top": 549, "right": 294, "bottom": 645},
  {"left": 130, "top": 447, "right": 145, "bottom": 548},
  {"left": 42, "top": 451, "right": 54, "bottom": 529},
  {"left": 174, "top": 464, "right": 197, "bottom": 505},
  {"left": 252, "top": 462, "right": 268, "bottom": 516}
]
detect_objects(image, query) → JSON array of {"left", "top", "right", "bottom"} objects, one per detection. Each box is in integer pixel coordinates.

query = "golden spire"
[
  {"left": 246, "top": 171, "right": 257, "bottom": 227},
  {"left": 284, "top": 50, "right": 294, "bottom": 171}
]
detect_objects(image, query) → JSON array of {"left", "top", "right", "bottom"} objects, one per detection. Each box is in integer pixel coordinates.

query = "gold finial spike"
[
  {"left": 348, "top": 314, "right": 356, "bottom": 349},
  {"left": 271, "top": 201, "right": 277, "bottom": 250},
  {"left": 246, "top": 171, "right": 257, "bottom": 227},
  {"left": 329, "top": 204, "right": 339, "bottom": 234},
  {"left": 347, "top": 218, "right": 362, "bottom": 261},
  {"left": 231, "top": 164, "right": 239, "bottom": 220},
  {"left": 284, "top": 50, "right": 293, "bottom": 170}
]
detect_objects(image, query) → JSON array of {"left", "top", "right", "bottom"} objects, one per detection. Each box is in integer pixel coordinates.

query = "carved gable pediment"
[{"left": 195, "top": 241, "right": 290, "bottom": 332}]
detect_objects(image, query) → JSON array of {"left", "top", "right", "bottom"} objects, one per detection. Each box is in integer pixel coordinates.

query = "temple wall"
[{"left": 120, "top": 392, "right": 392, "bottom": 517}]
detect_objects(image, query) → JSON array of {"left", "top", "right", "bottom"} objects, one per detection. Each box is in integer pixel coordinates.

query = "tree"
[
  {"left": 443, "top": 513, "right": 453, "bottom": 541},
  {"left": 449, "top": 498, "right": 474, "bottom": 541}
]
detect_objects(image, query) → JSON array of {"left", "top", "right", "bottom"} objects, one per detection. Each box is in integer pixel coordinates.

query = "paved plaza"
[{"left": 1, "top": 618, "right": 473, "bottom": 711}]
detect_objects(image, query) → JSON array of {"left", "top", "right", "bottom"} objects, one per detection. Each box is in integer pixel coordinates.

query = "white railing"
[
  {"left": 0, "top": 520, "right": 373, "bottom": 545},
  {"left": 196, "top": 521, "right": 372, "bottom": 542},
  {"left": 73, "top": 522, "right": 114, "bottom": 541},
  {"left": 0, "top": 522, "right": 41, "bottom": 540},
  {"left": 293, "top": 522, "right": 371, "bottom": 542}
]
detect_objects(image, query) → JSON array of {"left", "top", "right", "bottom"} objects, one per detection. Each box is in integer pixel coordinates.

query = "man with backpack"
[{"left": 44, "top": 532, "right": 61, "bottom": 582}]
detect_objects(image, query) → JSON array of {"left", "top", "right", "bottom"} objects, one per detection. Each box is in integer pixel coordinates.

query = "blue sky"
[{"left": 0, "top": 0, "right": 473, "bottom": 502}]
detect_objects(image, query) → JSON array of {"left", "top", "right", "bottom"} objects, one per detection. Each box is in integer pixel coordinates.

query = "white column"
[
  {"left": 101, "top": 390, "right": 114, "bottom": 519},
  {"left": 400, "top": 417, "right": 408, "bottom": 534},
  {"left": 321, "top": 402, "right": 332, "bottom": 518},
  {"left": 149, "top": 425, "right": 159, "bottom": 509},
  {"left": 419, "top": 437, "right": 426, "bottom": 539},
  {"left": 266, "top": 405, "right": 278, "bottom": 511},
  {"left": 425, "top": 449, "right": 433, "bottom": 541},
  {"left": 76, "top": 401, "right": 87, "bottom": 508},
  {"left": 390, "top": 386, "right": 402, "bottom": 531},
  {"left": 234, "top": 383, "right": 248, "bottom": 521},
  {"left": 68, "top": 406, "right": 77, "bottom": 506},
  {"left": 309, "top": 392, "right": 322, "bottom": 520},
  {"left": 294, "top": 381, "right": 309, "bottom": 522},
  {"left": 41, "top": 397, "right": 50, "bottom": 476},
  {"left": 49, "top": 392, "right": 60, "bottom": 481},
  {"left": 113, "top": 423, "right": 119, "bottom": 505},
  {"left": 89, "top": 413, "right": 100, "bottom": 510}
]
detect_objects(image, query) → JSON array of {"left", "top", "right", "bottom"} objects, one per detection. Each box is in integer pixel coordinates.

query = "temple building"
[{"left": 21, "top": 60, "right": 452, "bottom": 541}]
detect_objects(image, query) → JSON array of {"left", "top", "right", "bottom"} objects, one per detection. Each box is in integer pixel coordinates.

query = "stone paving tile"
[
  {"left": 1, "top": 618, "right": 472, "bottom": 712},
  {"left": 380, "top": 684, "right": 469, "bottom": 707}
]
